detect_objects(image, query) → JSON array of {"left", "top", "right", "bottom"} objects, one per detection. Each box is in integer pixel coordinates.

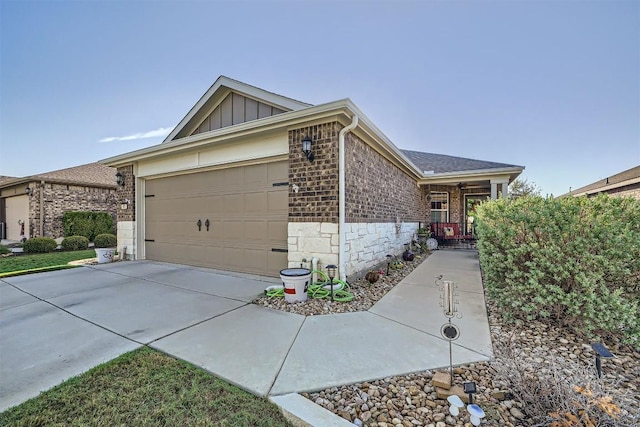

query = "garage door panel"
[
  {"left": 267, "top": 221, "right": 287, "bottom": 243},
  {"left": 223, "top": 194, "right": 244, "bottom": 213},
  {"left": 244, "top": 221, "right": 266, "bottom": 241},
  {"left": 268, "top": 190, "right": 288, "bottom": 214},
  {"left": 244, "top": 164, "right": 267, "bottom": 184},
  {"left": 245, "top": 192, "right": 267, "bottom": 213},
  {"left": 145, "top": 161, "right": 288, "bottom": 276},
  {"left": 268, "top": 162, "right": 288, "bottom": 182}
]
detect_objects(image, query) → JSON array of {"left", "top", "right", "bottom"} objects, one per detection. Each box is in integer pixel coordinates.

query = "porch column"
[
  {"left": 502, "top": 182, "right": 509, "bottom": 199},
  {"left": 491, "top": 179, "right": 509, "bottom": 199}
]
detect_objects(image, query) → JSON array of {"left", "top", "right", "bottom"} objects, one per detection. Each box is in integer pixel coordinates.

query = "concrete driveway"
[
  {"left": 0, "top": 262, "right": 276, "bottom": 412},
  {"left": 1, "top": 251, "right": 493, "bottom": 420}
]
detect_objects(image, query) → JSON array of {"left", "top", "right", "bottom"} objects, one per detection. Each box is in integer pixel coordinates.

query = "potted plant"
[
  {"left": 417, "top": 227, "right": 429, "bottom": 237},
  {"left": 94, "top": 233, "right": 117, "bottom": 263}
]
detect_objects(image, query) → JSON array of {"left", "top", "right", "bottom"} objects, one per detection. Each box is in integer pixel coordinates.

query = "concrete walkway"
[{"left": 0, "top": 250, "right": 492, "bottom": 421}]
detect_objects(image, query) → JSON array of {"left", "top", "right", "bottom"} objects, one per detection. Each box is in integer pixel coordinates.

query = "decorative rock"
[
  {"left": 510, "top": 407, "right": 525, "bottom": 419},
  {"left": 432, "top": 372, "right": 451, "bottom": 390}
]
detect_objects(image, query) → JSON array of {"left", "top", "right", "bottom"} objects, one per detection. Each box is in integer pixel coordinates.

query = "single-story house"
[
  {"left": 0, "top": 163, "right": 118, "bottom": 241},
  {"left": 101, "top": 76, "right": 523, "bottom": 280},
  {"left": 564, "top": 165, "right": 640, "bottom": 199}
]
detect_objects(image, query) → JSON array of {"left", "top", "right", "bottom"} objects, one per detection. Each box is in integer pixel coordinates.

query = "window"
[{"left": 430, "top": 192, "right": 448, "bottom": 223}]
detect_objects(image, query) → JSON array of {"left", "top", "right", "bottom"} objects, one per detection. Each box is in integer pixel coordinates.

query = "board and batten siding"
[{"left": 191, "top": 92, "right": 286, "bottom": 136}]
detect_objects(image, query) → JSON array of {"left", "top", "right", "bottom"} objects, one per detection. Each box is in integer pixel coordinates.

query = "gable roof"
[
  {"left": 567, "top": 165, "right": 640, "bottom": 196},
  {"left": 0, "top": 163, "right": 117, "bottom": 189},
  {"left": 401, "top": 150, "right": 523, "bottom": 174},
  {"left": 164, "top": 75, "right": 312, "bottom": 142}
]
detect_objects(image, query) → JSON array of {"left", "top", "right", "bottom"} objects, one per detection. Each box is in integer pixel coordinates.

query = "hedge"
[
  {"left": 61, "top": 235, "right": 90, "bottom": 251},
  {"left": 23, "top": 237, "right": 58, "bottom": 253},
  {"left": 475, "top": 194, "right": 640, "bottom": 347},
  {"left": 94, "top": 233, "right": 117, "bottom": 248},
  {"left": 63, "top": 212, "right": 114, "bottom": 241}
]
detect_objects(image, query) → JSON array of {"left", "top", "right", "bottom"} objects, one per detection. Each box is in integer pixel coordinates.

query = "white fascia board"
[
  {"left": 101, "top": 100, "right": 354, "bottom": 167},
  {"left": 417, "top": 166, "right": 525, "bottom": 185},
  {"left": 162, "top": 76, "right": 312, "bottom": 143}
]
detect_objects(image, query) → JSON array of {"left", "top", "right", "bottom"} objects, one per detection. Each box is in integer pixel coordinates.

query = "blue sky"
[{"left": 1, "top": 0, "right": 638, "bottom": 197}]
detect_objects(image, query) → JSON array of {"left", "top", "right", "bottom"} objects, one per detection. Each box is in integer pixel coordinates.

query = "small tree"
[{"left": 509, "top": 178, "right": 541, "bottom": 199}]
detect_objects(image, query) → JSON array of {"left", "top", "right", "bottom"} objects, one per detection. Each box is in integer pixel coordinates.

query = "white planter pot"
[{"left": 95, "top": 248, "right": 116, "bottom": 264}]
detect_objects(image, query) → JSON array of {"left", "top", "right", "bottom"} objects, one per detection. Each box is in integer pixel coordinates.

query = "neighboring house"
[
  {"left": 564, "top": 165, "right": 640, "bottom": 199},
  {"left": 0, "top": 163, "right": 118, "bottom": 241},
  {"left": 101, "top": 76, "right": 523, "bottom": 279}
]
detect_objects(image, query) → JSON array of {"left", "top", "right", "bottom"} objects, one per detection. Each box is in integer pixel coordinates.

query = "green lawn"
[
  {"left": 0, "top": 347, "right": 293, "bottom": 427},
  {"left": 0, "top": 249, "right": 96, "bottom": 274}
]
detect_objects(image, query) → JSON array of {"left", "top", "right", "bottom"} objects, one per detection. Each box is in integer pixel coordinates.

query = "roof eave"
[{"left": 417, "top": 166, "right": 524, "bottom": 185}]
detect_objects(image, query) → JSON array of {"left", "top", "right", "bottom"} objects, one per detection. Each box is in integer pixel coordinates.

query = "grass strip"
[
  {"left": 0, "top": 250, "right": 96, "bottom": 274},
  {"left": 0, "top": 347, "right": 293, "bottom": 427}
]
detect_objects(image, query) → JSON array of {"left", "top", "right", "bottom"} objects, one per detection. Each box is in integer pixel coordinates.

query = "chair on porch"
[{"left": 430, "top": 222, "right": 472, "bottom": 244}]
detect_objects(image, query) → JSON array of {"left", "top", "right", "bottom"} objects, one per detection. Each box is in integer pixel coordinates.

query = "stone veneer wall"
[
  {"left": 28, "top": 182, "right": 117, "bottom": 238},
  {"left": 116, "top": 165, "right": 136, "bottom": 259},
  {"left": 287, "top": 222, "right": 338, "bottom": 270},
  {"left": 344, "top": 222, "right": 418, "bottom": 278}
]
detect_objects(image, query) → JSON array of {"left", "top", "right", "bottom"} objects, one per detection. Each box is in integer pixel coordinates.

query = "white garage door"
[{"left": 5, "top": 195, "right": 29, "bottom": 240}]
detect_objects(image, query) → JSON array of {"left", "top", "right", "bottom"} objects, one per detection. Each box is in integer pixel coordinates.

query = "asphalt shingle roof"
[
  {"left": 0, "top": 163, "right": 116, "bottom": 188},
  {"left": 401, "top": 150, "right": 522, "bottom": 174}
]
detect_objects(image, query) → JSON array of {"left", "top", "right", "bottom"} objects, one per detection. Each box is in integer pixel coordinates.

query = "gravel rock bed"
[
  {"left": 252, "top": 253, "right": 430, "bottom": 316},
  {"left": 293, "top": 251, "right": 639, "bottom": 426}
]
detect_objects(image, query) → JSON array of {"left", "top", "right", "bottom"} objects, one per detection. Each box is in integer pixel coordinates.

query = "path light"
[
  {"left": 447, "top": 395, "right": 464, "bottom": 416},
  {"left": 326, "top": 264, "right": 337, "bottom": 302},
  {"left": 591, "top": 343, "right": 613, "bottom": 378},
  {"left": 463, "top": 381, "right": 477, "bottom": 404},
  {"left": 386, "top": 254, "right": 392, "bottom": 275},
  {"left": 467, "top": 403, "right": 486, "bottom": 426},
  {"left": 301, "top": 135, "right": 314, "bottom": 162}
]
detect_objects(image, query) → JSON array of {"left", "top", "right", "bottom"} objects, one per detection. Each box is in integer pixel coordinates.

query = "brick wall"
[
  {"left": 116, "top": 165, "right": 136, "bottom": 222},
  {"left": 29, "top": 182, "right": 117, "bottom": 238},
  {"left": 345, "top": 133, "right": 426, "bottom": 223},
  {"left": 288, "top": 123, "right": 340, "bottom": 223}
]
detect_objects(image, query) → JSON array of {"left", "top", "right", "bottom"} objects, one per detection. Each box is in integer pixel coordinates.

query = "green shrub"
[
  {"left": 63, "top": 212, "right": 114, "bottom": 241},
  {"left": 94, "top": 233, "right": 117, "bottom": 248},
  {"left": 61, "top": 235, "right": 90, "bottom": 251},
  {"left": 23, "top": 237, "right": 58, "bottom": 253},
  {"left": 0, "top": 245, "right": 11, "bottom": 255},
  {"left": 475, "top": 194, "right": 640, "bottom": 347}
]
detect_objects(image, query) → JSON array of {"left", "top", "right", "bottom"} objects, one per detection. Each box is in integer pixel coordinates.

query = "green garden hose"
[{"left": 264, "top": 270, "right": 354, "bottom": 302}]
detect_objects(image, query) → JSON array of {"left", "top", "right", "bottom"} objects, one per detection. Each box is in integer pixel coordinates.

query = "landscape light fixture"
[
  {"left": 115, "top": 172, "right": 125, "bottom": 187},
  {"left": 301, "top": 135, "right": 314, "bottom": 162},
  {"left": 326, "top": 264, "right": 337, "bottom": 301},
  {"left": 591, "top": 342, "right": 614, "bottom": 379},
  {"left": 463, "top": 381, "right": 477, "bottom": 404},
  {"left": 386, "top": 254, "right": 393, "bottom": 275}
]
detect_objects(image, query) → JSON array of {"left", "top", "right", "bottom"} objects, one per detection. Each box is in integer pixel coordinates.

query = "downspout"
[
  {"left": 39, "top": 180, "right": 45, "bottom": 236},
  {"left": 338, "top": 115, "right": 359, "bottom": 282}
]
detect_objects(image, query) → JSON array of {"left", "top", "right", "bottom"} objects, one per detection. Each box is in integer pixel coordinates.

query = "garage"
[
  {"left": 144, "top": 161, "right": 289, "bottom": 277},
  {"left": 5, "top": 195, "right": 29, "bottom": 240}
]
